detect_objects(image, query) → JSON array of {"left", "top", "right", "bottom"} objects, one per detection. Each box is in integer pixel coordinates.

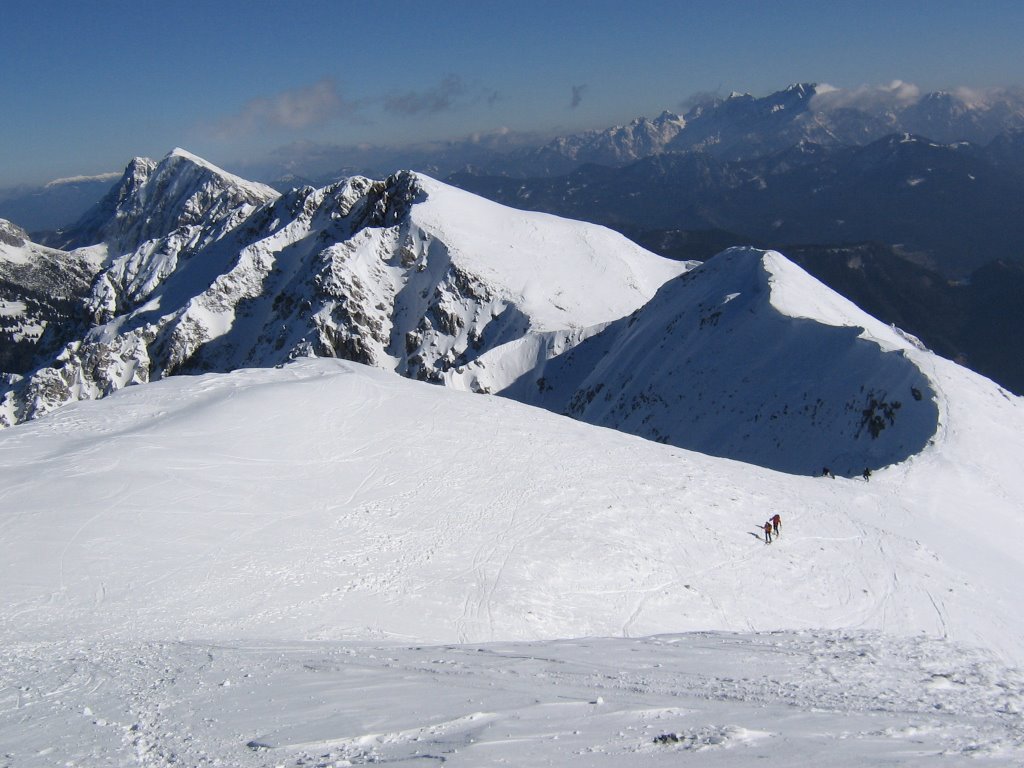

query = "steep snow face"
[
  {"left": 0, "top": 152, "right": 687, "bottom": 425},
  {"left": 409, "top": 175, "right": 683, "bottom": 332},
  {"left": 1, "top": 357, "right": 1023, "bottom": 667},
  {"left": 504, "top": 248, "right": 940, "bottom": 476}
]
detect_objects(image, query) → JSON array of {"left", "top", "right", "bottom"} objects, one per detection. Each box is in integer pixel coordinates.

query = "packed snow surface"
[{"left": 1, "top": 357, "right": 1023, "bottom": 765}]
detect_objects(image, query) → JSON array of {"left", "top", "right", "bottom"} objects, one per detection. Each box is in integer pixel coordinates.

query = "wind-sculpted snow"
[
  {"left": 3, "top": 633, "right": 1022, "bottom": 767},
  {"left": 505, "top": 248, "right": 940, "bottom": 476}
]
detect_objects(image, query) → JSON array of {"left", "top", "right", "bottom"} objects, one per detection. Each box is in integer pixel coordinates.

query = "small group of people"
[
  {"left": 821, "top": 466, "right": 873, "bottom": 481},
  {"left": 762, "top": 513, "right": 781, "bottom": 543}
]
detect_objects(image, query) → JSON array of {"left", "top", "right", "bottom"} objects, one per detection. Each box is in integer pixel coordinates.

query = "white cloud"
[
  {"left": 208, "top": 78, "right": 359, "bottom": 138},
  {"left": 383, "top": 75, "right": 500, "bottom": 117},
  {"left": 810, "top": 80, "right": 922, "bottom": 112}
]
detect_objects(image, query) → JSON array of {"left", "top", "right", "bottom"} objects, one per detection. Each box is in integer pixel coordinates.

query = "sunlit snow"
[{"left": 1, "top": 352, "right": 1023, "bottom": 765}]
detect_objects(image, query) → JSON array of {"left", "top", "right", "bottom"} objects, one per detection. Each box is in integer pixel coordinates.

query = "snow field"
[
  {"left": 1, "top": 354, "right": 1023, "bottom": 766},
  {"left": 2, "top": 631, "right": 1021, "bottom": 767},
  {"left": 1, "top": 357, "right": 1021, "bottom": 661}
]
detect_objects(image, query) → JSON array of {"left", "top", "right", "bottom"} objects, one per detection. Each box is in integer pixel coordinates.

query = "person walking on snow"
[
  {"left": 762, "top": 521, "right": 773, "bottom": 544},
  {"left": 771, "top": 514, "right": 781, "bottom": 537},
  {"left": 863, "top": 467, "right": 872, "bottom": 481}
]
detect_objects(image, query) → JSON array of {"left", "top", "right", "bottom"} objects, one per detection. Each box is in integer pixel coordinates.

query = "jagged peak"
[
  {"left": 157, "top": 148, "right": 279, "bottom": 201},
  {"left": 782, "top": 82, "right": 818, "bottom": 95},
  {"left": 53, "top": 150, "right": 279, "bottom": 252}
]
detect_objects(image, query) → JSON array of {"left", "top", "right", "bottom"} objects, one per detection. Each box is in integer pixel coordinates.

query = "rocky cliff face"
[{"left": 0, "top": 219, "right": 98, "bottom": 386}]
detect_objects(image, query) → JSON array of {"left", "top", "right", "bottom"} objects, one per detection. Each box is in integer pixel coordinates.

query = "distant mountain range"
[
  {"left": 449, "top": 131, "right": 1024, "bottom": 277},
  {"left": 471, "top": 82, "right": 1024, "bottom": 176},
  {"left": 2, "top": 82, "right": 1022, "bottom": 396},
  {"left": 6, "top": 82, "right": 1024, "bottom": 232}
]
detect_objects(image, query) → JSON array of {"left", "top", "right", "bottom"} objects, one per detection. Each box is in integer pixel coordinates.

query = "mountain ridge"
[
  {"left": 0, "top": 148, "right": 994, "bottom": 483},
  {"left": 0, "top": 151, "right": 688, "bottom": 432},
  {"left": 502, "top": 247, "right": 939, "bottom": 475}
]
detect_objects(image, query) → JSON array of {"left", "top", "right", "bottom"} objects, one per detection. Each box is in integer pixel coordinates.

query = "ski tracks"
[{"left": 457, "top": 482, "right": 534, "bottom": 643}]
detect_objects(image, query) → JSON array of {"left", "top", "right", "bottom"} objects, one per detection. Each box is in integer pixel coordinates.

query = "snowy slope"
[
  {"left": 2, "top": 356, "right": 1023, "bottom": 663},
  {"left": 2, "top": 355, "right": 1024, "bottom": 765}
]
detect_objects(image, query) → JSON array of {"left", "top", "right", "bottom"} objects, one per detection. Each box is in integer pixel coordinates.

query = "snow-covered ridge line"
[
  {"left": 762, "top": 249, "right": 921, "bottom": 352},
  {"left": 502, "top": 246, "right": 942, "bottom": 475},
  {"left": 0, "top": 150, "right": 687, "bottom": 430}
]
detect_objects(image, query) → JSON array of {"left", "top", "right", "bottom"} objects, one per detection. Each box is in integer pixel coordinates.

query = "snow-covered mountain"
[
  {"left": 50, "top": 147, "right": 279, "bottom": 254},
  {"left": 0, "top": 149, "right": 686, "bottom": 427},
  {"left": 504, "top": 247, "right": 939, "bottom": 476},
  {"left": 3, "top": 148, "right": 1024, "bottom": 766},
  {"left": 481, "top": 83, "right": 1024, "bottom": 175},
  {"left": 0, "top": 148, "right": 1012, "bottom": 483}
]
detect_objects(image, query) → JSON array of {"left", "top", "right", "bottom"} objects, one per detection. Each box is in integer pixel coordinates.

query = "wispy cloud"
[
  {"left": 678, "top": 87, "right": 723, "bottom": 111},
  {"left": 207, "top": 78, "right": 360, "bottom": 138},
  {"left": 384, "top": 75, "right": 499, "bottom": 116},
  {"left": 810, "top": 80, "right": 922, "bottom": 112},
  {"left": 570, "top": 84, "right": 588, "bottom": 109}
]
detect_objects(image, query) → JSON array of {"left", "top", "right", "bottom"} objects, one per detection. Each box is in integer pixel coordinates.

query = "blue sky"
[{"left": 3, "top": 0, "right": 1023, "bottom": 186}]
